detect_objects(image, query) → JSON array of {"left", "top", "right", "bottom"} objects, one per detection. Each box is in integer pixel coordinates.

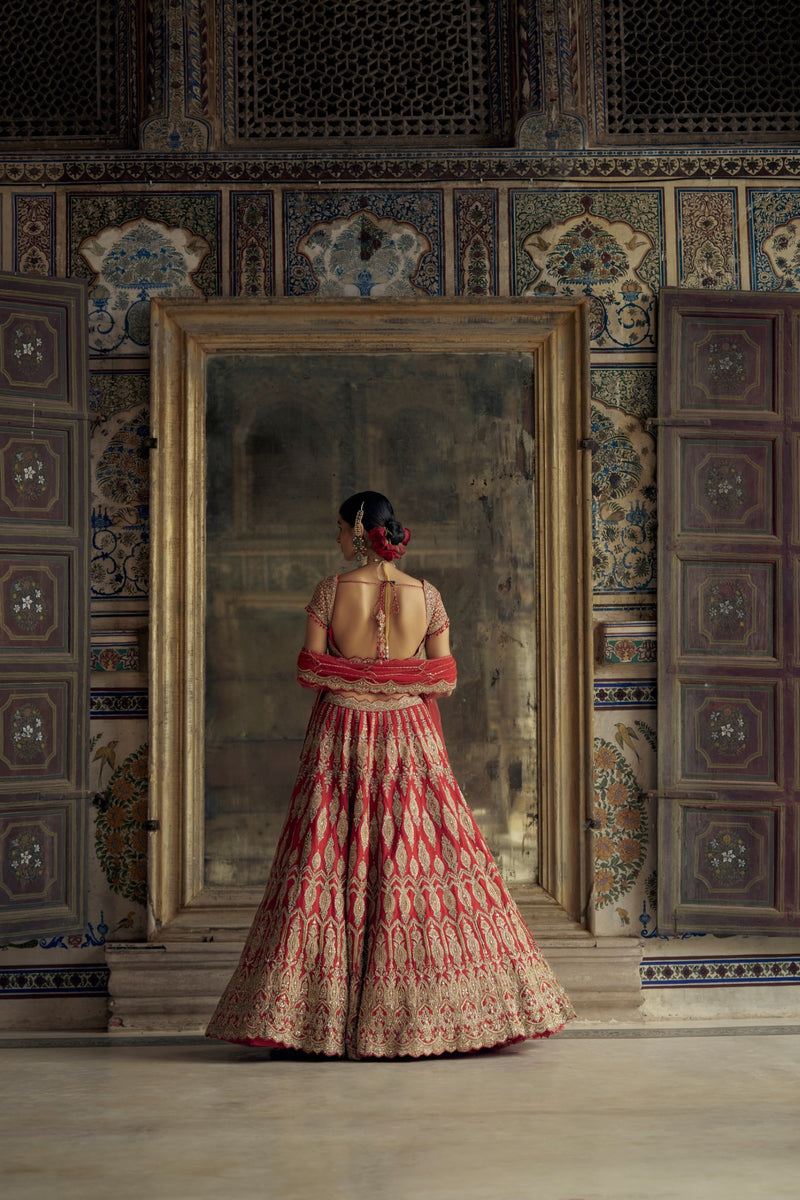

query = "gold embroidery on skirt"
[{"left": 206, "top": 695, "right": 575, "bottom": 1059}]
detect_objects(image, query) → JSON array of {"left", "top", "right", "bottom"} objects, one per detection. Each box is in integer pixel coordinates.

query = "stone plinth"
[{"left": 106, "top": 936, "right": 644, "bottom": 1032}]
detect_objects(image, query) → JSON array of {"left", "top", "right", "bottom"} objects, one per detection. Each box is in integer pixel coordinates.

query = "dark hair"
[{"left": 339, "top": 491, "right": 407, "bottom": 546}]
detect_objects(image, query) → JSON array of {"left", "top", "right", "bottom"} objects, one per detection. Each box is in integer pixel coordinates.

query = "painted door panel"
[
  {"left": 0, "top": 273, "right": 89, "bottom": 940},
  {"left": 658, "top": 289, "right": 799, "bottom": 932}
]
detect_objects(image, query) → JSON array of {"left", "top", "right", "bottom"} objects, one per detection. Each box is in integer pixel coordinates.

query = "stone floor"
[{"left": 2, "top": 1023, "right": 799, "bottom": 1199}]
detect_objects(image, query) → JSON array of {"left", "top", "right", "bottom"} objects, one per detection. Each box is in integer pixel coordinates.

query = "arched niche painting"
[{"left": 149, "top": 299, "right": 592, "bottom": 938}]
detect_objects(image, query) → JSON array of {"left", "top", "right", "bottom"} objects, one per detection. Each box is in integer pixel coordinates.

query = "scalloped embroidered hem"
[{"left": 206, "top": 1022, "right": 571, "bottom": 1062}]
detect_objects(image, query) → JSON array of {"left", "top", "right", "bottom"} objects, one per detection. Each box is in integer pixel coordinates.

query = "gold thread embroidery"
[{"left": 206, "top": 699, "right": 575, "bottom": 1059}]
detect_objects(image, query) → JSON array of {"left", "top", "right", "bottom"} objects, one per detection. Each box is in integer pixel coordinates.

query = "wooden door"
[
  {"left": 0, "top": 273, "right": 89, "bottom": 939},
  {"left": 658, "top": 288, "right": 799, "bottom": 933}
]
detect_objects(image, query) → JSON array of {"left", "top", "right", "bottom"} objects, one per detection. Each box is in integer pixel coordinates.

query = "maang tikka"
[{"left": 353, "top": 502, "right": 367, "bottom": 566}]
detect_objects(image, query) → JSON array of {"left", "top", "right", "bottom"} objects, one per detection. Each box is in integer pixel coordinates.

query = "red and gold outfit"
[{"left": 206, "top": 575, "right": 574, "bottom": 1058}]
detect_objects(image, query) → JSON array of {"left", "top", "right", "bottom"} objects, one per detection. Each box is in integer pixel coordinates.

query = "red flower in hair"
[{"left": 368, "top": 525, "right": 411, "bottom": 562}]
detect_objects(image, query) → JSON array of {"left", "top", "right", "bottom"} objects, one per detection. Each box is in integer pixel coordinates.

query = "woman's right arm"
[
  {"left": 303, "top": 614, "right": 328, "bottom": 654},
  {"left": 303, "top": 575, "right": 334, "bottom": 654}
]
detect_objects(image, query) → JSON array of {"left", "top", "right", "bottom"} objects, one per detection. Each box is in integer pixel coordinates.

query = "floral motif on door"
[
  {"left": 0, "top": 814, "right": 59, "bottom": 901},
  {"left": 9, "top": 576, "right": 46, "bottom": 632},
  {"left": 689, "top": 692, "right": 771, "bottom": 777},
  {"left": 0, "top": 433, "right": 66, "bottom": 523},
  {"left": 0, "top": 558, "right": 65, "bottom": 650},
  {"left": 8, "top": 828, "right": 45, "bottom": 885},
  {"left": 0, "top": 686, "right": 65, "bottom": 778},
  {"left": 707, "top": 703, "right": 749, "bottom": 758},
  {"left": 683, "top": 562, "right": 772, "bottom": 658},
  {"left": 703, "top": 459, "right": 745, "bottom": 513},
  {"left": 684, "top": 321, "right": 771, "bottom": 410},
  {"left": 10, "top": 700, "right": 46, "bottom": 762},
  {"left": 11, "top": 446, "right": 48, "bottom": 499},
  {"left": 682, "top": 441, "right": 773, "bottom": 534},
  {"left": 705, "top": 830, "right": 749, "bottom": 885},
  {"left": 685, "top": 811, "right": 774, "bottom": 906},
  {"left": 701, "top": 578, "right": 750, "bottom": 641},
  {"left": 682, "top": 685, "right": 775, "bottom": 782},
  {"left": 705, "top": 337, "right": 746, "bottom": 388},
  {"left": 0, "top": 312, "right": 59, "bottom": 391},
  {"left": 11, "top": 321, "right": 44, "bottom": 373}
]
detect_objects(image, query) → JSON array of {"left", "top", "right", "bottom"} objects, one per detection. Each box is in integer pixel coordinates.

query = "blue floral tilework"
[
  {"left": 748, "top": 188, "right": 800, "bottom": 291},
  {"left": 594, "top": 680, "right": 657, "bottom": 708},
  {"left": 284, "top": 191, "right": 444, "bottom": 296},
  {"left": 90, "top": 690, "right": 148, "bottom": 719},
  {"left": 0, "top": 965, "right": 109, "bottom": 995},
  {"left": 641, "top": 956, "right": 800, "bottom": 987},
  {"left": 511, "top": 189, "right": 664, "bottom": 351}
]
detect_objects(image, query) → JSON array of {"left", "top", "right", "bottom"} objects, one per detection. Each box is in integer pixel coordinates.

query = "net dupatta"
[
  {"left": 297, "top": 649, "right": 456, "bottom": 696},
  {"left": 297, "top": 648, "right": 455, "bottom": 741}
]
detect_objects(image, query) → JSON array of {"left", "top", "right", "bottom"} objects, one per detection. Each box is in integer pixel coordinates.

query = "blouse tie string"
[{"left": 372, "top": 564, "right": 400, "bottom": 660}]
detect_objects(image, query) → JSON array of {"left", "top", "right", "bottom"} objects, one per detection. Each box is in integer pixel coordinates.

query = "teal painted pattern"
[
  {"left": 284, "top": 190, "right": 443, "bottom": 296},
  {"left": 511, "top": 189, "right": 664, "bottom": 351}
]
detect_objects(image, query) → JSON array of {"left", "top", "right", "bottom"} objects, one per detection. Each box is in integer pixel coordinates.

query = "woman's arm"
[
  {"left": 303, "top": 614, "right": 328, "bottom": 654},
  {"left": 425, "top": 628, "right": 451, "bottom": 659}
]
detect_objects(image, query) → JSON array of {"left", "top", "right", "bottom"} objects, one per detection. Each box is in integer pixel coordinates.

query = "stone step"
[{"left": 106, "top": 934, "right": 644, "bottom": 1033}]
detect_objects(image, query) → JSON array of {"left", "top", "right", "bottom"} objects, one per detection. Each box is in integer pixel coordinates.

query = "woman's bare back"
[{"left": 331, "top": 568, "right": 427, "bottom": 660}]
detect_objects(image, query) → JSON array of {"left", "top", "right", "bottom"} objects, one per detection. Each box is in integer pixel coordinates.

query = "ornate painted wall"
[{"left": 3, "top": 0, "right": 800, "bottom": 1025}]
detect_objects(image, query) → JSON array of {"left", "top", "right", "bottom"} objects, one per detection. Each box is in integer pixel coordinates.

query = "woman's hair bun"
[{"left": 383, "top": 516, "right": 406, "bottom": 545}]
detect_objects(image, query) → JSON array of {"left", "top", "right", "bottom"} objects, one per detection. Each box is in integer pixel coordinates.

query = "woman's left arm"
[{"left": 425, "top": 628, "right": 451, "bottom": 659}]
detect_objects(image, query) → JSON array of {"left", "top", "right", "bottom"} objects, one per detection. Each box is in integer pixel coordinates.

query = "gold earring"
[{"left": 353, "top": 503, "right": 366, "bottom": 566}]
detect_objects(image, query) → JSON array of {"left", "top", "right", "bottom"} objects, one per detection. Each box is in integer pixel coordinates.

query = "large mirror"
[{"left": 149, "top": 299, "right": 592, "bottom": 938}]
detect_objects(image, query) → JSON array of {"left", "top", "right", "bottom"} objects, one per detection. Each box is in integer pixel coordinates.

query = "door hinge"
[
  {"left": 144, "top": 819, "right": 160, "bottom": 832},
  {"left": 646, "top": 791, "right": 718, "bottom": 803}
]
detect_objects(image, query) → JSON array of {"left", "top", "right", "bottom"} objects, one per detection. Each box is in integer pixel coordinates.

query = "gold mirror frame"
[{"left": 148, "top": 297, "right": 592, "bottom": 939}]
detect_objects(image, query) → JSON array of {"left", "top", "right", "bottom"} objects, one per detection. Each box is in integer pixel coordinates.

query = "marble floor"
[{"left": 2, "top": 1025, "right": 799, "bottom": 1200}]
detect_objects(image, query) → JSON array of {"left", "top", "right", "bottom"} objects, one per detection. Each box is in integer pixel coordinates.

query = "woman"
[{"left": 206, "top": 491, "right": 574, "bottom": 1059}]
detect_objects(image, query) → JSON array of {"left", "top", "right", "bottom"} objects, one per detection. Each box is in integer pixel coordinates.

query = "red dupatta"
[
  {"left": 297, "top": 649, "right": 456, "bottom": 696},
  {"left": 296, "top": 649, "right": 457, "bottom": 739}
]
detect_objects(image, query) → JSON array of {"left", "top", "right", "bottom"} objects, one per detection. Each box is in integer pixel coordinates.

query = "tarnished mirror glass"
[
  {"left": 204, "top": 352, "right": 538, "bottom": 889},
  {"left": 148, "top": 297, "right": 591, "bottom": 938}
]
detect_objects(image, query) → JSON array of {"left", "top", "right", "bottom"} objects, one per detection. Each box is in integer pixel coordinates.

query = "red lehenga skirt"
[{"left": 205, "top": 693, "right": 575, "bottom": 1059}]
